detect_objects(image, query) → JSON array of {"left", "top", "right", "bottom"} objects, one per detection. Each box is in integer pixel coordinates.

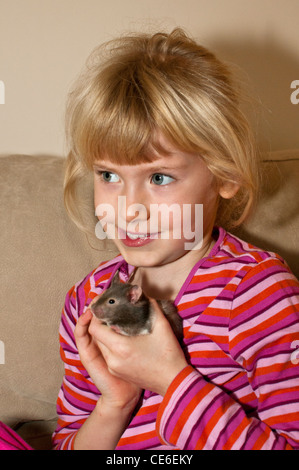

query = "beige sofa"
[{"left": 0, "top": 150, "right": 298, "bottom": 450}]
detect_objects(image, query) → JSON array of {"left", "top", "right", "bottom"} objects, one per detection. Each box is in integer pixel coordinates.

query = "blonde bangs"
[
  {"left": 65, "top": 32, "right": 213, "bottom": 168},
  {"left": 66, "top": 68, "right": 156, "bottom": 167}
]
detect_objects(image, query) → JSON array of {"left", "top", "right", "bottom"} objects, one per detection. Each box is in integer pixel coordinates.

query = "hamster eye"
[{"left": 108, "top": 298, "right": 116, "bottom": 304}]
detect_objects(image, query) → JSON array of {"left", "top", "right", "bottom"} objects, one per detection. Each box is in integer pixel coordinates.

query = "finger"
[
  {"left": 148, "top": 298, "right": 171, "bottom": 327},
  {"left": 76, "top": 309, "right": 93, "bottom": 330},
  {"left": 88, "top": 323, "right": 126, "bottom": 376},
  {"left": 89, "top": 317, "right": 123, "bottom": 347},
  {"left": 148, "top": 298, "right": 164, "bottom": 315},
  {"left": 74, "top": 309, "right": 93, "bottom": 345},
  {"left": 95, "top": 340, "right": 111, "bottom": 365},
  {"left": 148, "top": 298, "right": 182, "bottom": 344}
]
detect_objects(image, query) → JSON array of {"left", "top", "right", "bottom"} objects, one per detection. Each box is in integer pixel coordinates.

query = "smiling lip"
[{"left": 117, "top": 228, "right": 159, "bottom": 247}]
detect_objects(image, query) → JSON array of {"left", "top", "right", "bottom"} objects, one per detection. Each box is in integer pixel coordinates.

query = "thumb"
[{"left": 149, "top": 298, "right": 172, "bottom": 330}]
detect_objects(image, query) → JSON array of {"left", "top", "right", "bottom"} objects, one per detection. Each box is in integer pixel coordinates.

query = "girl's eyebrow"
[
  {"left": 92, "top": 162, "right": 116, "bottom": 171},
  {"left": 147, "top": 159, "right": 193, "bottom": 173},
  {"left": 146, "top": 165, "right": 177, "bottom": 172},
  {"left": 93, "top": 161, "right": 189, "bottom": 173}
]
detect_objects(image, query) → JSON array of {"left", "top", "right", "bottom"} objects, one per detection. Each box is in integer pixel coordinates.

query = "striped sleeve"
[
  {"left": 52, "top": 283, "right": 101, "bottom": 450},
  {"left": 156, "top": 258, "right": 299, "bottom": 450},
  {"left": 52, "top": 257, "right": 125, "bottom": 450}
]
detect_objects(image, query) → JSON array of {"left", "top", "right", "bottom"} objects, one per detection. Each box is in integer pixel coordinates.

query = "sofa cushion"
[
  {"left": 0, "top": 155, "right": 118, "bottom": 447},
  {"left": 233, "top": 149, "right": 299, "bottom": 279}
]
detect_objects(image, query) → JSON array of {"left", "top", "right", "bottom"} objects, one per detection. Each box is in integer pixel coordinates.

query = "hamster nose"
[{"left": 92, "top": 305, "right": 104, "bottom": 319}]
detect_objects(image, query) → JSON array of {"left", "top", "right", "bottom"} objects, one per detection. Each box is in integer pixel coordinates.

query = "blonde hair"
[{"left": 64, "top": 28, "right": 260, "bottom": 231}]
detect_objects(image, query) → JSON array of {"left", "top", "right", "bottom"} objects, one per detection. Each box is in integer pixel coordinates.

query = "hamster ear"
[{"left": 128, "top": 285, "right": 143, "bottom": 304}]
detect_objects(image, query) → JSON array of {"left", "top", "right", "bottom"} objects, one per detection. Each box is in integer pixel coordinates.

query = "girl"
[
  {"left": 48, "top": 28, "right": 299, "bottom": 450},
  {"left": 53, "top": 28, "right": 298, "bottom": 449},
  {"left": 3, "top": 27, "right": 297, "bottom": 453}
]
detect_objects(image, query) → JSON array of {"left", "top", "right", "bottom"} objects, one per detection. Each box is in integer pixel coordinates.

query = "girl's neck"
[{"left": 131, "top": 235, "right": 215, "bottom": 301}]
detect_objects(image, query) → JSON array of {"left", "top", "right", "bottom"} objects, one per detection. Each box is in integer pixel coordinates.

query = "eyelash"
[
  {"left": 97, "top": 171, "right": 119, "bottom": 183},
  {"left": 95, "top": 170, "right": 175, "bottom": 186}
]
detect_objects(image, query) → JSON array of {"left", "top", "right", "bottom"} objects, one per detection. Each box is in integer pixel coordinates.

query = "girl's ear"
[
  {"left": 128, "top": 285, "right": 143, "bottom": 304},
  {"left": 218, "top": 180, "right": 240, "bottom": 199}
]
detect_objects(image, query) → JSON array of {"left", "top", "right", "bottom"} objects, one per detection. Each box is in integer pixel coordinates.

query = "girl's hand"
[
  {"left": 88, "top": 299, "right": 188, "bottom": 396},
  {"left": 74, "top": 309, "right": 142, "bottom": 412}
]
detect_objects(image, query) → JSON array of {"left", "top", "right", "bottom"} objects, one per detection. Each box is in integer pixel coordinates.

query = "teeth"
[{"left": 127, "top": 232, "right": 147, "bottom": 240}]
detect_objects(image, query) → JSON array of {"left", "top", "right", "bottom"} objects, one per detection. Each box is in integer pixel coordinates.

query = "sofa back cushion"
[
  {"left": 233, "top": 149, "right": 299, "bottom": 279},
  {"left": 0, "top": 155, "right": 118, "bottom": 428}
]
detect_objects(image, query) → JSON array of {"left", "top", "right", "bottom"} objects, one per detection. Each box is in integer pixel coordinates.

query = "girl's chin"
[{"left": 117, "top": 246, "right": 159, "bottom": 267}]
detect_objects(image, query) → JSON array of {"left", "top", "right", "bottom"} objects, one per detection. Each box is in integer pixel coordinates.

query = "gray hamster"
[{"left": 90, "top": 272, "right": 183, "bottom": 339}]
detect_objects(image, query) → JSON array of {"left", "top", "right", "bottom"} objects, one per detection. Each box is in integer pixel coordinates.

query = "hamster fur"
[{"left": 90, "top": 271, "right": 183, "bottom": 339}]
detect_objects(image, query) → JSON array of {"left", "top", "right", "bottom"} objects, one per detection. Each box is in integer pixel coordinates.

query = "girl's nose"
[{"left": 119, "top": 186, "right": 150, "bottom": 226}]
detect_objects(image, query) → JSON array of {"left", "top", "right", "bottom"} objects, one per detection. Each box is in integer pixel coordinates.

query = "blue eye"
[
  {"left": 101, "top": 171, "right": 120, "bottom": 183},
  {"left": 151, "top": 174, "right": 174, "bottom": 186}
]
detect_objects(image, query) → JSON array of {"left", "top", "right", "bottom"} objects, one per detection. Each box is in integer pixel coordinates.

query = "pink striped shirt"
[{"left": 52, "top": 227, "right": 299, "bottom": 450}]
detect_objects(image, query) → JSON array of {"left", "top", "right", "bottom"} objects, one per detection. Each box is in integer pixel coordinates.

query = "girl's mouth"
[{"left": 117, "top": 228, "right": 159, "bottom": 247}]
